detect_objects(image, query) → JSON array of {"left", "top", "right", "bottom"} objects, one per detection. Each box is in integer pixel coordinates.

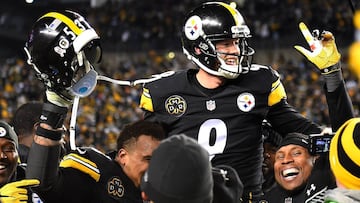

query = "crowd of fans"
[{"left": 0, "top": 0, "right": 359, "bottom": 152}]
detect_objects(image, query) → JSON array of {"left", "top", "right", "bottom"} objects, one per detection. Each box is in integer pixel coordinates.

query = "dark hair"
[
  {"left": 12, "top": 101, "right": 43, "bottom": 137},
  {"left": 116, "top": 120, "right": 166, "bottom": 151}
]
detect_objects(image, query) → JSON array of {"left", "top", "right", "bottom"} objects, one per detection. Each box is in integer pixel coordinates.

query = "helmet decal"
[
  {"left": 184, "top": 15, "right": 202, "bottom": 41},
  {"left": 54, "top": 38, "right": 70, "bottom": 57},
  {"left": 41, "top": 12, "right": 84, "bottom": 36},
  {"left": 218, "top": 2, "right": 240, "bottom": 25}
]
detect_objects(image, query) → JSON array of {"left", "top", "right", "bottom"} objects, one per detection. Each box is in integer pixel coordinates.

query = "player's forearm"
[
  {"left": 34, "top": 123, "right": 63, "bottom": 146},
  {"left": 323, "top": 64, "right": 343, "bottom": 93},
  {"left": 325, "top": 81, "right": 355, "bottom": 131}
]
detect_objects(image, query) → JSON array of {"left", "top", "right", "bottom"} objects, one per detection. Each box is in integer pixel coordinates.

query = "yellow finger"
[
  {"left": 294, "top": 45, "right": 312, "bottom": 58},
  {"left": 299, "top": 22, "right": 316, "bottom": 51},
  {"left": 15, "top": 179, "right": 40, "bottom": 188}
]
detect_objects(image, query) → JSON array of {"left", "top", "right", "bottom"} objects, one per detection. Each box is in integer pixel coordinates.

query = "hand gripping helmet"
[
  {"left": 24, "top": 10, "right": 102, "bottom": 98},
  {"left": 181, "top": 2, "right": 254, "bottom": 79}
]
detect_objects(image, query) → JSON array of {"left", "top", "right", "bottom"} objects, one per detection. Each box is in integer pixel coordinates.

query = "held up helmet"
[
  {"left": 181, "top": 2, "right": 254, "bottom": 79},
  {"left": 24, "top": 10, "right": 102, "bottom": 98}
]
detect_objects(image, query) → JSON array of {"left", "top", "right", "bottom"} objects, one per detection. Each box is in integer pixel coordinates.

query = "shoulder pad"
[{"left": 60, "top": 148, "right": 105, "bottom": 182}]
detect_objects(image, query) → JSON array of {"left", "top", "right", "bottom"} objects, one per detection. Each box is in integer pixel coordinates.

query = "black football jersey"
[
  {"left": 34, "top": 147, "right": 143, "bottom": 203},
  {"left": 140, "top": 66, "right": 321, "bottom": 196}
]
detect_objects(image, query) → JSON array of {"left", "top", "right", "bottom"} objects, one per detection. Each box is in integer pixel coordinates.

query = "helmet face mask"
[
  {"left": 24, "top": 10, "right": 102, "bottom": 98},
  {"left": 182, "top": 2, "right": 254, "bottom": 79}
]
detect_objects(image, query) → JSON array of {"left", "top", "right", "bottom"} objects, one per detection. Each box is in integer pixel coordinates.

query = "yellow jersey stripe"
[
  {"left": 268, "top": 79, "right": 286, "bottom": 106},
  {"left": 139, "top": 88, "right": 154, "bottom": 112},
  {"left": 60, "top": 153, "right": 100, "bottom": 182}
]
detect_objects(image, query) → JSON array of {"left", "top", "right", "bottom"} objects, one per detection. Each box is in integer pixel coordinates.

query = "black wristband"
[
  {"left": 36, "top": 125, "right": 63, "bottom": 141},
  {"left": 40, "top": 103, "right": 68, "bottom": 129},
  {"left": 321, "top": 63, "right": 341, "bottom": 74}
]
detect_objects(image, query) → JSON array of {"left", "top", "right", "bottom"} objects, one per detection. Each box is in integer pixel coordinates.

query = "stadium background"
[{"left": 0, "top": 0, "right": 359, "bottom": 152}]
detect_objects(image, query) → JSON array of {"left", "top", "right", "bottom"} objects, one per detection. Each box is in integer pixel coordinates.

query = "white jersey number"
[{"left": 197, "top": 119, "right": 227, "bottom": 160}]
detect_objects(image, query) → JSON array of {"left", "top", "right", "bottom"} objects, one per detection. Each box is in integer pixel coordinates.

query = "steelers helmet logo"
[
  {"left": 165, "top": 95, "right": 187, "bottom": 116},
  {"left": 184, "top": 15, "right": 202, "bottom": 40},
  {"left": 237, "top": 93, "right": 255, "bottom": 112},
  {"left": 107, "top": 177, "right": 124, "bottom": 199},
  {"left": 0, "top": 127, "right": 6, "bottom": 137}
]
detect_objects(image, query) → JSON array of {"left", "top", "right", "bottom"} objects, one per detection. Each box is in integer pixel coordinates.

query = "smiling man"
[{"left": 260, "top": 132, "right": 336, "bottom": 202}]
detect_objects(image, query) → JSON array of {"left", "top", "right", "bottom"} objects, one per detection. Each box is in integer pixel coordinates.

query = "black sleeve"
[
  {"left": 33, "top": 168, "right": 94, "bottom": 203},
  {"left": 325, "top": 82, "right": 354, "bottom": 131},
  {"left": 267, "top": 99, "right": 322, "bottom": 136}
]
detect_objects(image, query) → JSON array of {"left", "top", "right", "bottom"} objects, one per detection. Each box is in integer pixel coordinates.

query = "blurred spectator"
[{"left": 11, "top": 101, "right": 42, "bottom": 163}]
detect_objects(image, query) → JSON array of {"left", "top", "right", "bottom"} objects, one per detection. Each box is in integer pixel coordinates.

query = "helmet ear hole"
[{"left": 194, "top": 47, "right": 202, "bottom": 55}]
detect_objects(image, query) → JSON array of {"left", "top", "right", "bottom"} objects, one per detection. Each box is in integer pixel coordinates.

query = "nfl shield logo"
[{"left": 206, "top": 100, "right": 216, "bottom": 111}]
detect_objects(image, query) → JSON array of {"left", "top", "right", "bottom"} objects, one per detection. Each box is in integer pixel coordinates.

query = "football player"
[
  {"left": 24, "top": 10, "right": 166, "bottom": 203},
  {"left": 139, "top": 2, "right": 347, "bottom": 202}
]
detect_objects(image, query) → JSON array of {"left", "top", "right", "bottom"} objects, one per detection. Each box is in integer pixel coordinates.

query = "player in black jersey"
[
  {"left": 139, "top": 2, "right": 341, "bottom": 202},
  {"left": 23, "top": 10, "right": 166, "bottom": 203}
]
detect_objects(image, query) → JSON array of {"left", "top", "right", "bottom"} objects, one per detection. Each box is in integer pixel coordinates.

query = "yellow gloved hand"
[
  {"left": 0, "top": 179, "right": 40, "bottom": 203},
  {"left": 294, "top": 22, "right": 341, "bottom": 74}
]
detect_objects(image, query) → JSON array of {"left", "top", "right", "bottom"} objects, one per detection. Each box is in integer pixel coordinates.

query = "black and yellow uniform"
[
  {"left": 32, "top": 147, "right": 143, "bottom": 203},
  {"left": 140, "top": 67, "right": 321, "bottom": 199}
]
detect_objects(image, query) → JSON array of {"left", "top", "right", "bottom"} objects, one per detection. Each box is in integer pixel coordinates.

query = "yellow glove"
[
  {"left": 294, "top": 22, "right": 341, "bottom": 74},
  {"left": 0, "top": 179, "right": 40, "bottom": 203}
]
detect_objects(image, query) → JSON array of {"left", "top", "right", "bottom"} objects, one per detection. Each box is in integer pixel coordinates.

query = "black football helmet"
[
  {"left": 181, "top": 2, "right": 254, "bottom": 79},
  {"left": 24, "top": 10, "right": 102, "bottom": 98}
]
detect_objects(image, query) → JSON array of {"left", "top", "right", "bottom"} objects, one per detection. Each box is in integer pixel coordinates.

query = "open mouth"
[
  {"left": 225, "top": 58, "right": 238, "bottom": 65},
  {"left": 282, "top": 168, "right": 299, "bottom": 180}
]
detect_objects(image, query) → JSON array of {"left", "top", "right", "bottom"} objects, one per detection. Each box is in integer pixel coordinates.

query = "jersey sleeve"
[
  {"left": 139, "top": 87, "right": 154, "bottom": 112},
  {"left": 60, "top": 153, "right": 101, "bottom": 182},
  {"left": 268, "top": 68, "right": 287, "bottom": 106},
  {"left": 325, "top": 81, "right": 354, "bottom": 131}
]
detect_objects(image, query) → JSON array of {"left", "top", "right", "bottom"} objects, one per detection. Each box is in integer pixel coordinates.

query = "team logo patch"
[
  {"left": 184, "top": 15, "right": 202, "bottom": 40},
  {"left": 165, "top": 95, "right": 187, "bottom": 116},
  {"left": 237, "top": 93, "right": 255, "bottom": 112},
  {"left": 0, "top": 127, "right": 6, "bottom": 137},
  {"left": 206, "top": 100, "right": 216, "bottom": 111},
  {"left": 107, "top": 177, "right": 124, "bottom": 199}
]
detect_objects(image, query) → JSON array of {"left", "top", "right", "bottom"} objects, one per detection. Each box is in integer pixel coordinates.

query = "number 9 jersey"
[{"left": 139, "top": 66, "right": 321, "bottom": 198}]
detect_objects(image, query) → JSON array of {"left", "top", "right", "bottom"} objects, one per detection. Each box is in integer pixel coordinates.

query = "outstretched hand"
[
  {"left": 0, "top": 179, "right": 40, "bottom": 203},
  {"left": 294, "top": 22, "right": 341, "bottom": 74}
]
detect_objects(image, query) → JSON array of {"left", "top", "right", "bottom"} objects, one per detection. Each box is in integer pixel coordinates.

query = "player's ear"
[{"left": 116, "top": 149, "right": 128, "bottom": 165}]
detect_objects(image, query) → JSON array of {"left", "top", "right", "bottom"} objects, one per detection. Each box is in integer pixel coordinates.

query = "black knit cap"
[
  {"left": 277, "top": 132, "right": 310, "bottom": 151},
  {"left": 0, "top": 120, "right": 18, "bottom": 148},
  {"left": 141, "top": 134, "right": 213, "bottom": 203}
]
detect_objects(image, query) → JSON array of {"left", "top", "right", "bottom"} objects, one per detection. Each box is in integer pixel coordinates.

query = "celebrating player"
[{"left": 139, "top": 2, "right": 323, "bottom": 201}]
